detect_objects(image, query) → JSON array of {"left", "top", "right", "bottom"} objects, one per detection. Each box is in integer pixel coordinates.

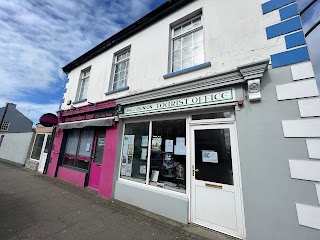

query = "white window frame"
[
  {"left": 77, "top": 67, "right": 90, "bottom": 101},
  {"left": 171, "top": 15, "right": 204, "bottom": 73},
  {"left": 112, "top": 48, "right": 130, "bottom": 91},
  {"left": 0, "top": 121, "right": 10, "bottom": 131},
  {"left": 118, "top": 114, "right": 189, "bottom": 197}
]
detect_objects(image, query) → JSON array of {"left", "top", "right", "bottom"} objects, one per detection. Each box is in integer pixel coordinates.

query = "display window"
[
  {"left": 120, "top": 122, "right": 149, "bottom": 184},
  {"left": 63, "top": 128, "right": 94, "bottom": 171},
  {"left": 120, "top": 119, "right": 186, "bottom": 193}
]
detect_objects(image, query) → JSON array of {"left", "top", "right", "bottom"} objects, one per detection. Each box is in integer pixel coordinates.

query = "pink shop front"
[{"left": 47, "top": 99, "right": 119, "bottom": 198}]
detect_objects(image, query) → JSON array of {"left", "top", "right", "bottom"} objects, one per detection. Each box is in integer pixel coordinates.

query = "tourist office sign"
[{"left": 123, "top": 89, "right": 235, "bottom": 116}]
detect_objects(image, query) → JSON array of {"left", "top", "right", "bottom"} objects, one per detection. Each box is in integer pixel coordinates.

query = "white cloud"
[{"left": 0, "top": 0, "right": 163, "bottom": 125}]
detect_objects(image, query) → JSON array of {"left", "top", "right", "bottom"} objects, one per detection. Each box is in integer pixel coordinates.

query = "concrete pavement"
[{"left": 0, "top": 161, "right": 234, "bottom": 240}]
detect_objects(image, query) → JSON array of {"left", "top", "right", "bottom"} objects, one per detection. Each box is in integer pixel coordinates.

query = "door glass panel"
[
  {"left": 194, "top": 129, "right": 233, "bottom": 185},
  {"left": 31, "top": 134, "right": 45, "bottom": 160},
  {"left": 93, "top": 133, "right": 105, "bottom": 165}
]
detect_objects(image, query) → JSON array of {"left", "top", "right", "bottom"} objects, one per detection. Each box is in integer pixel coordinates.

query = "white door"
[
  {"left": 190, "top": 124, "right": 244, "bottom": 239},
  {"left": 38, "top": 134, "right": 51, "bottom": 173}
]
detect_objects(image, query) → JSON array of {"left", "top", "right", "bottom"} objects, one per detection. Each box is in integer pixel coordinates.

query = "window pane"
[
  {"left": 182, "top": 46, "right": 192, "bottom": 60},
  {"left": 78, "top": 128, "right": 94, "bottom": 157},
  {"left": 119, "top": 62, "right": 126, "bottom": 71},
  {"left": 44, "top": 135, "right": 52, "bottom": 153},
  {"left": 300, "top": 1, "right": 320, "bottom": 34},
  {"left": 192, "top": 111, "right": 232, "bottom": 120},
  {"left": 182, "top": 58, "right": 192, "bottom": 69},
  {"left": 120, "top": 122, "right": 150, "bottom": 184},
  {"left": 65, "top": 129, "right": 80, "bottom": 155},
  {"left": 79, "top": 78, "right": 88, "bottom": 100},
  {"left": 115, "top": 64, "right": 120, "bottom": 73},
  {"left": 174, "top": 26, "right": 181, "bottom": 36},
  {"left": 149, "top": 119, "right": 186, "bottom": 193},
  {"left": 31, "top": 134, "right": 45, "bottom": 160},
  {"left": 173, "top": 62, "right": 181, "bottom": 72},
  {"left": 119, "top": 70, "right": 125, "bottom": 80},
  {"left": 193, "top": 54, "right": 204, "bottom": 66},
  {"left": 173, "top": 50, "right": 181, "bottom": 62},
  {"left": 117, "top": 80, "right": 125, "bottom": 89},
  {"left": 173, "top": 39, "right": 181, "bottom": 51},
  {"left": 74, "top": 159, "right": 89, "bottom": 170},
  {"left": 193, "top": 42, "right": 203, "bottom": 56},
  {"left": 192, "top": 17, "right": 201, "bottom": 28},
  {"left": 194, "top": 129, "right": 233, "bottom": 185},
  {"left": 182, "top": 21, "right": 192, "bottom": 34},
  {"left": 182, "top": 34, "right": 192, "bottom": 47},
  {"left": 193, "top": 29, "right": 203, "bottom": 43},
  {"left": 93, "top": 133, "right": 106, "bottom": 165}
]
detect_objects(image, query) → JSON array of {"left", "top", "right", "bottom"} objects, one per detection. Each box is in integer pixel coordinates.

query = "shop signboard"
[
  {"left": 63, "top": 109, "right": 116, "bottom": 123},
  {"left": 122, "top": 89, "right": 235, "bottom": 116},
  {"left": 39, "top": 113, "right": 58, "bottom": 127}
]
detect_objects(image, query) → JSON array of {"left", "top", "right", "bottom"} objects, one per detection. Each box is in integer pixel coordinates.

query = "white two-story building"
[{"left": 46, "top": 0, "right": 320, "bottom": 239}]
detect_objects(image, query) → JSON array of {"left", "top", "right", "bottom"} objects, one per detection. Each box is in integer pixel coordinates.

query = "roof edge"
[{"left": 62, "top": 0, "right": 194, "bottom": 73}]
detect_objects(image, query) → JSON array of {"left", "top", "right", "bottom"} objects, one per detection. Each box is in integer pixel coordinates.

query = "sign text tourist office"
[{"left": 122, "top": 89, "right": 234, "bottom": 116}]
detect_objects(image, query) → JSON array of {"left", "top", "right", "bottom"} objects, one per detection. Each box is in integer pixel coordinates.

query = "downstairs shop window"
[
  {"left": 63, "top": 128, "right": 94, "bottom": 171},
  {"left": 120, "top": 120, "right": 186, "bottom": 193}
]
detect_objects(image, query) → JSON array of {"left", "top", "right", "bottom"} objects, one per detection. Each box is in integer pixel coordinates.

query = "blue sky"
[
  {"left": 0, "top": 0, "right": 165, "bottom": 124},
  {"left": 0, "top": 0, "right": 318, "bottom": 125}
]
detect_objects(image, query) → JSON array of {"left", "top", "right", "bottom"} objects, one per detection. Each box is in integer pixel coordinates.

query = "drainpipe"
[{"left": 0, "top": 103, "right": 9, "bottom": 132}]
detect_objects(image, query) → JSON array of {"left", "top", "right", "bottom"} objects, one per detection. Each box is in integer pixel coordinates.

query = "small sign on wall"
[{"left": 202, "top": 150, "right": 218, "bottom": 163}]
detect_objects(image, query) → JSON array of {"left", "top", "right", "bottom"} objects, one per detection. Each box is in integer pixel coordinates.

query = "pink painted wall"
[
  {"left": 98, "top": 122, "right": 120, "bottom": 199},
  {"left": 56, "top": 166, "right": 86, "bottom": 186},
  {"left": 47, "top": 129, "right": 64, "bottom": 177}
]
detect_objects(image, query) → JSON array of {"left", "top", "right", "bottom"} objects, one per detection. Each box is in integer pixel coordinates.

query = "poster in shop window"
[
  {"left": 141, "top": 136, "right": 148, "bottom": 147},
  {"left": 165, "top": 139, "right": 173, "bottom": 153},
  {"left": 202, "top": 150, "right": 218, "bottom": 163},
  {"left": 151, "top": 137, "right": 162, "bottom": 151}
]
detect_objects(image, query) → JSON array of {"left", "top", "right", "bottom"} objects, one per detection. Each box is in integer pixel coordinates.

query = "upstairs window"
[
  {"left": 112, "top": 49, "right": 130, "bottom": 90},
  {"left": 0, "top": 121, "right": 10, "bottom": 131},
  {"left": 171, "top": 16, "right": 204, "bottom": 72},
  {"left": 77, "top": 68, "right": 90, "bottom": 101}
]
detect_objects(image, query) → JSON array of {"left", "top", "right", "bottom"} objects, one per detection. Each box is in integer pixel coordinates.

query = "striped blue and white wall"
[{"left": 262, "top": 0, "right": 320, "bottom": 231}]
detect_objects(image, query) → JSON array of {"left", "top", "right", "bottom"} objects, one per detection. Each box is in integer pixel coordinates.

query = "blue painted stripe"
[
  {"left": 279, "top": 4, "right": 298, "bottom": 20},
  {"left": 72, "top": 98, "right": 87, "bottom": 104},
  {"left": 271, "top": 47, "right": 310, "bottom": 68},
  {"left": 104, "top": 86, "right": 129, "bottom": 96},
  {"left": 59, "top": 103, "right": 62, "bottom": 110},
  {"left": 266, "top": 16, "right": 302, "bottom": 39},
  {"left": 262, "top": 0, "right": 295, "bottom": 14},
  {"left": 163, "top": 62, "right": 211, "bottom": 79},
  {"left": 285, "top": 31, "right": 306, "bottom": 49},
  {"left": 60, "top": 98, "right": 65, "bottom": 104}
]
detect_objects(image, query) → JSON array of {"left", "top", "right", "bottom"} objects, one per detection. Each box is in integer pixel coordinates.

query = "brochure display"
[{"left": 120, "top": 122, "right": 149, "bottom": 182}]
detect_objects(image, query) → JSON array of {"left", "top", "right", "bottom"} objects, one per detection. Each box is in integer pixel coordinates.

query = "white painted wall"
[
  {"left": 0, "top": 132, "right": 34, "bottom": 165},
  {"left": 62, "top": 0, "right": 284, "bottom": 109}
]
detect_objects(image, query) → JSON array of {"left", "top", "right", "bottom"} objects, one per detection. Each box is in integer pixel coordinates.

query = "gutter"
[{"left": 62, "top": 0, "right": 194, "bottom": 73}]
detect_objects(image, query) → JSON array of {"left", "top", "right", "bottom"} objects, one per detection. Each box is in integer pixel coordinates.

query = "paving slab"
[{"left": 0, "top": 161, "right": 235, "bottom": 240}]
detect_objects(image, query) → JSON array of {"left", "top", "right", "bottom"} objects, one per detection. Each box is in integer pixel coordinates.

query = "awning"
[{"left": 58, "top": 116, "right": 117, "bottom": 129}]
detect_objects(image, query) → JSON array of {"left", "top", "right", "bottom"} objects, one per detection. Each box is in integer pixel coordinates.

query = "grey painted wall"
[
  {"left": 114, "top": 181, "right": 189, "bottom": 223},
  {"left": 236, "top": 66, "right": 320, "bottom": 240},
  {"left": 0, "top": 132, "right": 35, "bottom": 165},
  {"left": 0, "top": 103, "right": 33, "bottom": 133}
]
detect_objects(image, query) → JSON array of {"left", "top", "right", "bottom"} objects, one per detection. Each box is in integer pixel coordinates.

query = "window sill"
[
  {"left": 73, "top": 99, "right": 87, "bottom": 104},
  {"left": 104, "top": 86, "right": 129, "bottom": 96},
  {"left": 163, "top": 61, "right": 211, "bottom": 79},
  {"left": 60, "top": 164, "right": 88, "bottom": 173}
]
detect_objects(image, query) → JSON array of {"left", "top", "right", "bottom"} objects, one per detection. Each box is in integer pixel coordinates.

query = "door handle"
[{"left": 192, "top": 166, "right": 199, "bottom": 176}]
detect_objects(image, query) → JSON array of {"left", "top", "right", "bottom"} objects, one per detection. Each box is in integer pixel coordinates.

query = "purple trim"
[{"left": 60, "top": 99, "right": 117, "bottom": 117}]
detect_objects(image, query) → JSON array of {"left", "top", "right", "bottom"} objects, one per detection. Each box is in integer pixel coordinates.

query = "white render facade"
[
  {"left": 58, "top": 1, "right": 320, "bottom": 240},
  {"left": 61, "top": 0, "right": 286, "bottom": 108}
]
